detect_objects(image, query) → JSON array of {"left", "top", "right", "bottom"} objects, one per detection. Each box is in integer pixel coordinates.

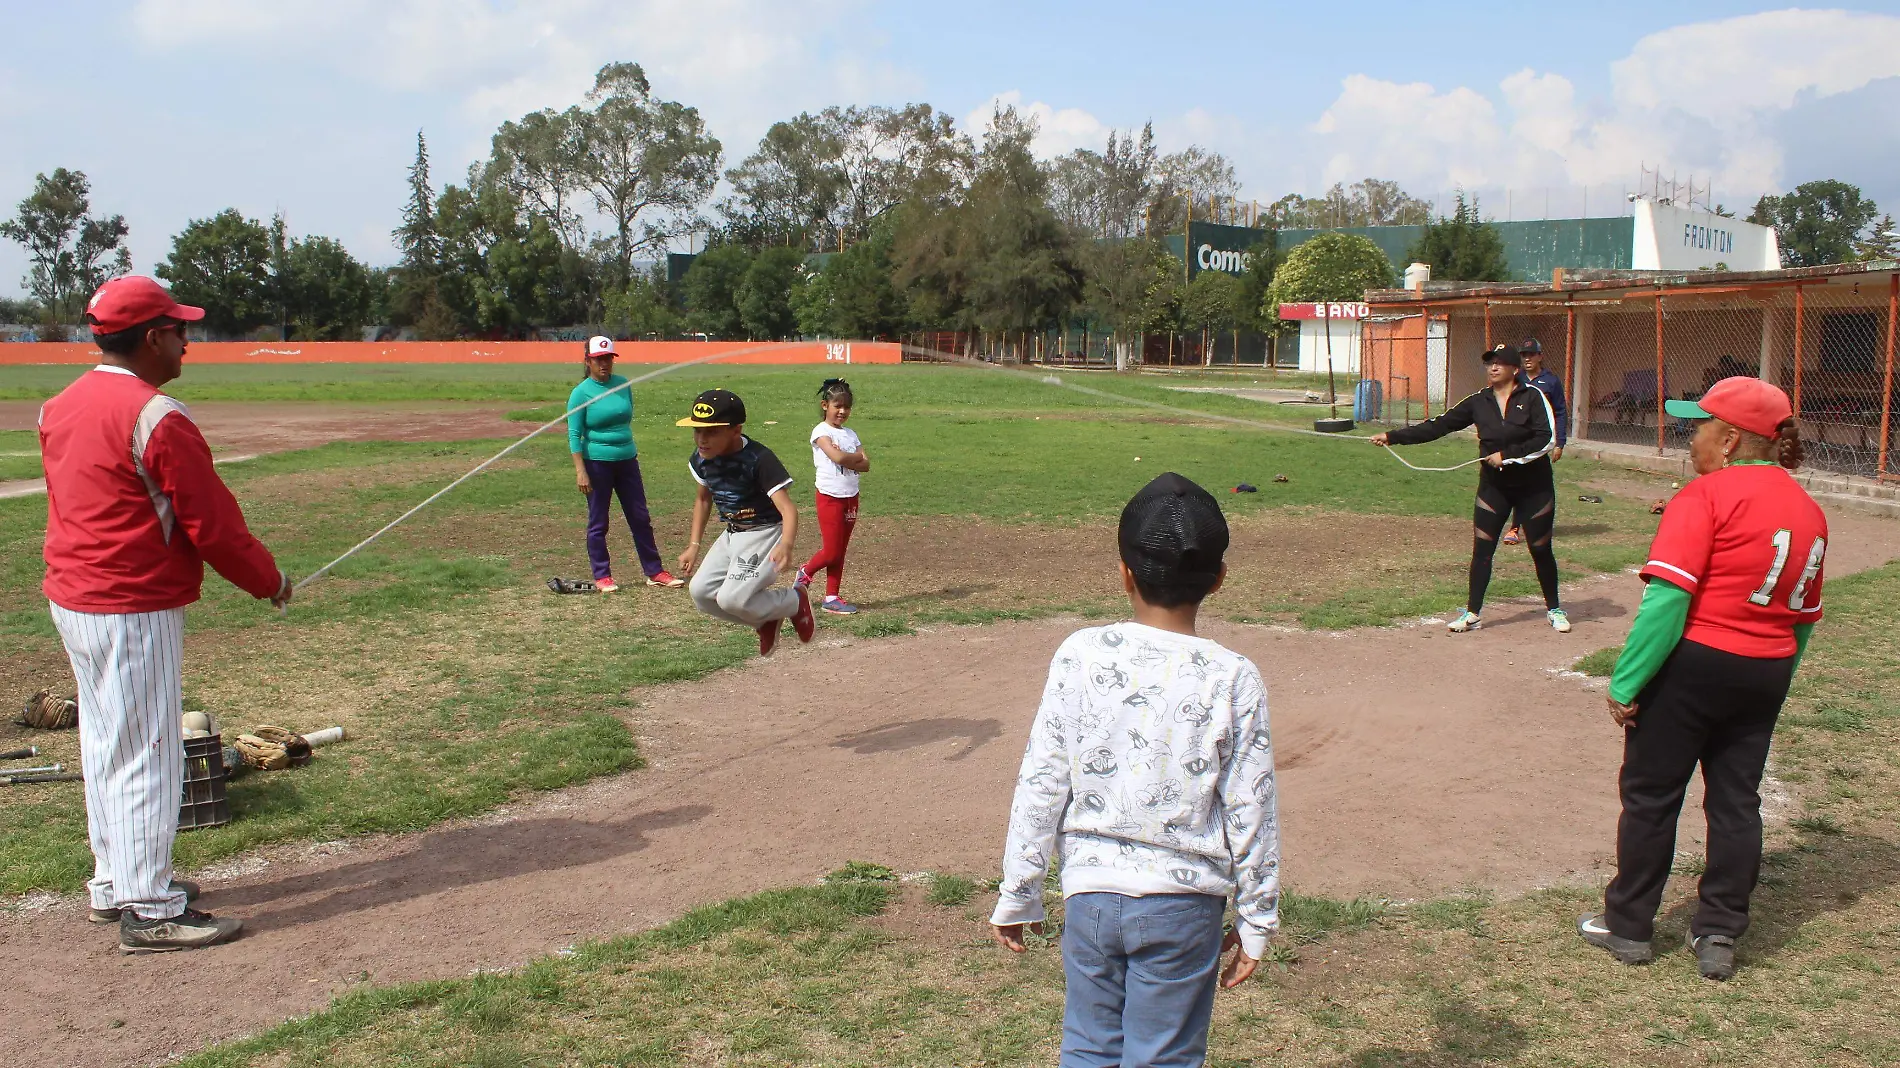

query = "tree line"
[{"left": 4, "top": 61, "right": 1894, "bottom": 344}]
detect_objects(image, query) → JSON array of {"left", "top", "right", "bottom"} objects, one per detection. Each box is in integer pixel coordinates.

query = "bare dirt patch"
[
  {"left": 832, "top": 509, "right": 1469, "bottom": 620},
  {"left": 0, "top": 400, "right": 520, "bottom": 454}
]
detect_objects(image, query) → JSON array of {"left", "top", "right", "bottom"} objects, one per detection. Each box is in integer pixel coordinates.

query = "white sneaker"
[
  {"left": 1548, "top": 608, "right": 1572, "bottom": 633},
  {"left": 1447, "top": 610, "right": 1481, "bottom": 633}
]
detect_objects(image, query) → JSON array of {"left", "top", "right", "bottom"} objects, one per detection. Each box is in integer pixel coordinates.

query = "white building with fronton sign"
[{"left": 1630, "top": 199, "right": 1779, "bottom": 271}]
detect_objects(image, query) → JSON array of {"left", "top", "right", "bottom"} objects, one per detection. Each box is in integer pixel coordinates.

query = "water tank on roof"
[{"left": 1404, "top": 262, "right": 1432, "bottom": 291}]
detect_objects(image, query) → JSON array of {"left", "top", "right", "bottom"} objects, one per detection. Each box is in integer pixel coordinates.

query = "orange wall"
[{"left": 0, "top": 340, "right": 903, "bottom": 366}]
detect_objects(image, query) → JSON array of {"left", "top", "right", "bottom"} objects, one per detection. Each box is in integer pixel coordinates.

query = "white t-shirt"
[
  {"left": 989, "top": 622, "right": 1281, "bottom": 958},
  {"left": 810, "top": 422, "right": 863, "bottom": 498}
]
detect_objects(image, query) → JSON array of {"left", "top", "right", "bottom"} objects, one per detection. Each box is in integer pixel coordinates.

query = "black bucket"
[{"left": 180, "top": 733, "right": 230, "bottom": 830}]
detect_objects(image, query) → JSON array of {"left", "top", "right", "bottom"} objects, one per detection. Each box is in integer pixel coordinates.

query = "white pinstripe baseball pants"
[{"left": 49, "top": 603, "right": 189, "bottom": 920}]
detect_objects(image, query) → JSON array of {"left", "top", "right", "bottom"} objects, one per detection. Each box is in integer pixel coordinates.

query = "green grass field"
[
  {"left": 0, "top": 362, "right": 1668, "bottom": 893},
  {"left": 7, "top": 360, "right": 1893, "bottom": 1066}
]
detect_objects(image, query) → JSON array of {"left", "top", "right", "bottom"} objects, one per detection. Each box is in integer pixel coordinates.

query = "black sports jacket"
[{"left": 1385, "top": 383, "right": 1556, "bottom": 467}]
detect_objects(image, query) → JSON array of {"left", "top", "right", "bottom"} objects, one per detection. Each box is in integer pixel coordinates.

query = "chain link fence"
[{"left": 1362, "top": 266, "right": 1900, "bottom": 481}]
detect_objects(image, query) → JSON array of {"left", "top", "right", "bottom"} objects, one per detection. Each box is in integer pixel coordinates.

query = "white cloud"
[
  {"left": 130, "top": 0, "right": 912, "bottom": 137},
  {"left": 963, "top": 91, "right": 1110, "bottom": 157},
  {"left": 1302, "top": 8, "right": 1900, "bottom": 205},
  {"left": 1613, "top": 8, "right": 1900, "bottom": 117}
]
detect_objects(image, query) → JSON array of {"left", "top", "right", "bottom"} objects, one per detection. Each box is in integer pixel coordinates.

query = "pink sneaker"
[
  {"left": 646, "top": 570, "right": 685, "bottom": 589},
  {"left": 595, "top": 576, "right": 619, "bottom": 593}
]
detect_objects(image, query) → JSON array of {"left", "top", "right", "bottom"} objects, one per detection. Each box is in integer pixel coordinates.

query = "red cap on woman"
[{"left": 1664, "top": 377, "right": 1792, "bottom": 438}]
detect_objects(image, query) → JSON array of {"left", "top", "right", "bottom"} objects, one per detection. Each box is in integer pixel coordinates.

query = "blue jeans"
[
  {"left": 1061, "top": 892, "right": 1226, "bottom": 1068},
  {"left": 584, "top": 457, "right": 663, "bottom": 580}
]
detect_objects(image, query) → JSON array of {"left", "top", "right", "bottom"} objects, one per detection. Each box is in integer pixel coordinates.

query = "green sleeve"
[
  {"left": 1793, "top": 623, "right": 1814, "bottom": 674},
  {"left": 567, "top": 382, "right": 589, "bottom": 456},
  {"left": 1608, "top": 579, "right": 1693, "bottom": 704}
]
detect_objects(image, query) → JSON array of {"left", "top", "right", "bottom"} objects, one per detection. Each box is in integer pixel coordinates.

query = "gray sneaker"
[
  {"left": 1578, "top": 913, "right": 1653, "bottom": 964},
  {"left": 119, "top": 907, "right": 242, "bottom": 953},
  {"left": 1689, "top": 932, "right": 1737, "bottom": 980},
  {"left": 90, "top": 879, "right": 201, "bottom": 923}
]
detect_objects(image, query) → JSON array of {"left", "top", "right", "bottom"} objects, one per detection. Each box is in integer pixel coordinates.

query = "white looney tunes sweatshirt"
[{"left": 990, "top": 621, "right": 1281, "bottom": 957}]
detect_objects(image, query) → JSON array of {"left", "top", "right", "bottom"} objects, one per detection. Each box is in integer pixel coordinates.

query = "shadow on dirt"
[
  {"left": 829, "top": 717, "right": 1003, "bottom": 761},
  {"left": 1485, "top": 595, "right": 1628, "bottom": 628},
  {"left": 213, "top": 804, "right": 712, "bottom": 933},
  {"left": 1656, "top": 827, "right": 1900, "bottom": 966},
  {"left": 1324, "top": 997, "right": 1529, "bottom": 1066},
  {"left": 857, "top": 584, "right": 998, "bottom": 611}
]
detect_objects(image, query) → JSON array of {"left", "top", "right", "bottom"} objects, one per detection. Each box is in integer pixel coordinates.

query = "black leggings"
[{"left": 1469, "top": 469, "right": 1559, "bottom": 613}]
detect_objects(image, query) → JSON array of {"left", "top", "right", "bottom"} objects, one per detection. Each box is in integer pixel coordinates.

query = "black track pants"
[
  {"left": 1603, "top": 639, "right": 1795, "bottom": 942},
  {"left": 1468, "top": 464, "right": 1559, "bottom": 614}
]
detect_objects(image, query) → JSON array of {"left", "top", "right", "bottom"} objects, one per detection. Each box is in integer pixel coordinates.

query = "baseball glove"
[
  {"left": 233, "top": 725, "right": 313, "bottom": 771},
  {"left": 19, "top": 689, "right": 78, "bottom": 730}
]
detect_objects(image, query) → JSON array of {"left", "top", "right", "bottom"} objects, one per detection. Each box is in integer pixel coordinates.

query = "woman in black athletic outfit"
[{"left": 1370, "top": 345, "right": 1569, "bottom": 633}]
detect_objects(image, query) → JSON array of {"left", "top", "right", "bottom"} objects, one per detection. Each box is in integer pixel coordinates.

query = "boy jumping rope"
[
  {"left": 676, "top": 389, "right": 815, "bottom": 656},
  {"left": 796, "top": 378, "right": 870, "bottom": 614},
  {"left": 991, "top": 472, "right": 1279, "bottom": 1067}
]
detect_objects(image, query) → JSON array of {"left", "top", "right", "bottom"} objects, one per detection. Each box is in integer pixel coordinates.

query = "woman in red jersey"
[{"left": 1577, "top": 376, "right": 1826, "bottom": 982}]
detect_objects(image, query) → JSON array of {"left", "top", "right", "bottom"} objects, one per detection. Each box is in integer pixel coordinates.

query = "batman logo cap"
[{"left": 678, "top": 389, "right": 746, "bottom": 427}]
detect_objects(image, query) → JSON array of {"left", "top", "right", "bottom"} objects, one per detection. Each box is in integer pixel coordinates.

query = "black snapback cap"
[
  {"left": 677, "top": 389, "right": 747, "bottom": 427},
  {"left": 1119, "top": 473, "right": 1229, "bottom": 586}
]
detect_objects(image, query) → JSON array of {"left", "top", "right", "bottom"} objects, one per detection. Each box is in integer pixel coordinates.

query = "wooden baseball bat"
[{"left": 0, "top": 771, "right": 82, "bottom": 785}]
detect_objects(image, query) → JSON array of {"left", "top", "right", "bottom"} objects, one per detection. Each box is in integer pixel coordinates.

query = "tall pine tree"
[
  {"left": 395, "top": 131, "right": 441, "bottom": 269},
  {"left": 390, "top": 131, "right": 456, "bottom": 337}
]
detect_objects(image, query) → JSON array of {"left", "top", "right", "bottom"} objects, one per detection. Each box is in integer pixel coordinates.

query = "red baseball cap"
[
  {"left": 85, "top": 276, "right": 205, "bottom": 334},
  {"left": 1664, "top": 376, "right": 1792, "bottom": 439}
]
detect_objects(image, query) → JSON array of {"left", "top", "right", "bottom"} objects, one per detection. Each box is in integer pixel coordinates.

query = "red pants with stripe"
[{"left": 802, "top": 492, "right": 859, "bottom": 598}]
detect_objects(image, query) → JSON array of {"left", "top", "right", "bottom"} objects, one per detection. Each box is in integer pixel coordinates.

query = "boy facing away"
[
  {"left": 991, "top": 472, "right": 1279, "bottom": 1068},
  {"left": 676, "top": 388, "right": 815, "bottom": 656}
]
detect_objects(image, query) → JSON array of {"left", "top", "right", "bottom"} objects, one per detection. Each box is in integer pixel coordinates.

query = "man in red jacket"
[{"left": 40, "top": 276, "right": 289, "bottom": 953}]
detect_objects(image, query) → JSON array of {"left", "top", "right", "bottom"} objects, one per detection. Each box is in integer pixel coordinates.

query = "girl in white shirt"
[{"left": 796, "top": 378, "right": 871, "bottom": 613}]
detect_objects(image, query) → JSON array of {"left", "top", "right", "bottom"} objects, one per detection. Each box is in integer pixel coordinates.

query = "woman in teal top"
[{"left": 569, "top": 336, "right": 682, "bottom": 591}]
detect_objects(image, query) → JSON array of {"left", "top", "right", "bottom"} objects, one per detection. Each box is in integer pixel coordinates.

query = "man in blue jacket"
[{"left": 1505, "top": 338, "right": 1568, "bottom": 545}]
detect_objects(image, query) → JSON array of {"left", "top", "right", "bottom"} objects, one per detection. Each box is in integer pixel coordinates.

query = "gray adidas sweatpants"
[{"left": 689, "top": 524, "right": 801, "bottom": 629}]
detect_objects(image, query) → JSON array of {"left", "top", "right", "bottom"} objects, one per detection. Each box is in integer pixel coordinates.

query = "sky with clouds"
[{"left": 2, "top": 1, "right": 1897, "bottom": 296}]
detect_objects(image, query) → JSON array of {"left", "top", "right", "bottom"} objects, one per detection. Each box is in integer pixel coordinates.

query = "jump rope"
[{"left": 286, "top": 343, "right": 1480, "bottom": 602}]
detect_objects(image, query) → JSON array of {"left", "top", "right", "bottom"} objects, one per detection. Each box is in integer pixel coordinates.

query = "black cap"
[
  {"left": 1517, "top": 338, "right": 1542, "bottom": 355},
  {"left": 1119, "top": 473, "right": 1229, "bottom": 586},
  {"left": 1482, "top": 345, "right": 1523, "bottom": 367},
  {"left": 677, "top": 389, "right": 746, "bottom": 427}
]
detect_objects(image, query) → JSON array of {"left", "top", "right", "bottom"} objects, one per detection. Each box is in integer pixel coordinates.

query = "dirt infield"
[
  {"left": 0, "top": 401, "right": 526, "bottom": 497},
  {"left": 0, "top": 400, "right": 525, "bottom": 453},
  {"left": 0, "top": 581, "right": 1674, "bottom": 1066}
]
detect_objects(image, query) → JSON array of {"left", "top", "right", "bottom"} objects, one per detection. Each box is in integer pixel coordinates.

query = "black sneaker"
[
  {"left": 90, "top": 879, "right": 201, "bottom": 924},
  {"left": 119, "top": 907, "right": 242, "bottom": 953},
  {"left": 1578, "top": 913, "right": 1653, "bottom": 964},
  {"left": 1689, "top": 932, "right": 1737, "bottom": 980}
]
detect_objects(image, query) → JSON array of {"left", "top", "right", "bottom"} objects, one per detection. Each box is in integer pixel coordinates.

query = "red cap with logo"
[
  {"left": 85, "top": 276, "right": 205, "bottom": 334},
  {"left": 1664, "top": 376, "right": 1793, "bottom": 439}
]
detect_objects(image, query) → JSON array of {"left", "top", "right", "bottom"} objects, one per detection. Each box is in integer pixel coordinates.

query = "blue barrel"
[{"left": 1353, "top": 379, "right": 1383, "bottom": 423}]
